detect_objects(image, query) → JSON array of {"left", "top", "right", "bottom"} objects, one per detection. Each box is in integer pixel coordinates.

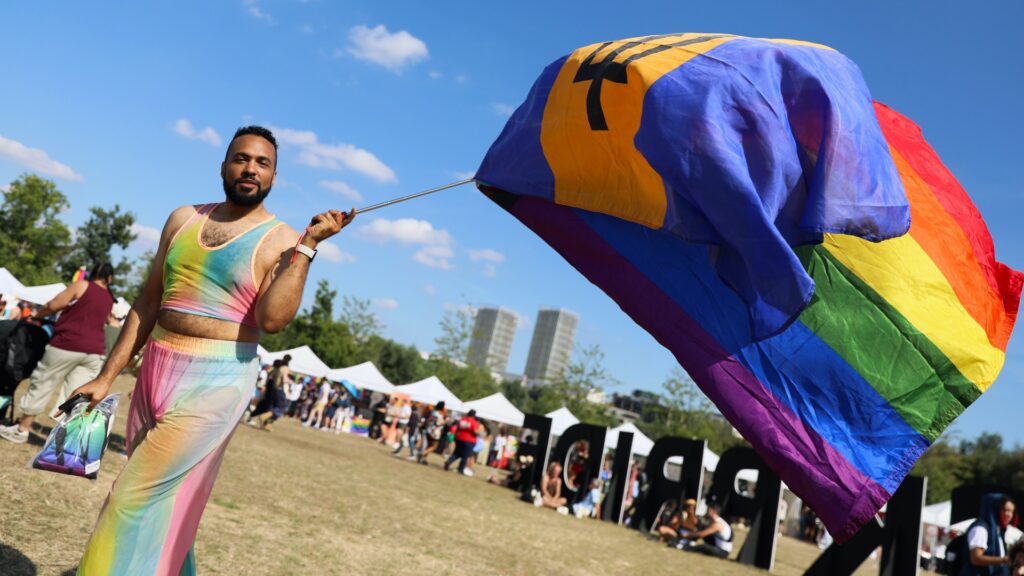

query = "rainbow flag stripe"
[{"left": 476, "top": 35, "right": 1022, "bottom": 541}]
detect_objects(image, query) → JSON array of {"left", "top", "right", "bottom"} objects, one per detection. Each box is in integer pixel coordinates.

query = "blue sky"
[{"left": 1, "top": 1, "right": 1021, "bottom": 444}]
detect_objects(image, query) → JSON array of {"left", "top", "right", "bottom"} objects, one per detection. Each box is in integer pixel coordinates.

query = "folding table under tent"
[
  {"left": 326, "top": 361, "right": 397, "bottom": 394},
  {"left": 258, "top": 345, "right": 330, "bottom": 378},
  {"left": 393, "top": 376, "right": 463, "bottom": 411},
  {"left": 462, "top": 392, "right": 525, "bottom": 427}
]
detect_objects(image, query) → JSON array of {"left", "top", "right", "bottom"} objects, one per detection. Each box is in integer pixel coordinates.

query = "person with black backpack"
[{"left": 0, "top": 263, "right": 115, "bottom": 444}]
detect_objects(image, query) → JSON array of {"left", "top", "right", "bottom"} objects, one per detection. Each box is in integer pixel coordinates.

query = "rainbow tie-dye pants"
[{"left": 79, "top": 326, "right": 258, "bottom": 575}]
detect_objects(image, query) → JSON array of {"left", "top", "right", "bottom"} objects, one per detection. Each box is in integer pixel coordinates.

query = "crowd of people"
[{"left": 242, "top": 357, "right": 744, "bottom": 562}]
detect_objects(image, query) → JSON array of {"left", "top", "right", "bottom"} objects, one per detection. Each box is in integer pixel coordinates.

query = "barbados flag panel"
[{"left": 477, "top": 35, "right": 1022, "bottom": 541}]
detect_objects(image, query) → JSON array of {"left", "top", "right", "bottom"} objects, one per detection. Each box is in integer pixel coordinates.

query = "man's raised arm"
[{"left": 255, "top": 208, "right": 354, "bottom": 333}]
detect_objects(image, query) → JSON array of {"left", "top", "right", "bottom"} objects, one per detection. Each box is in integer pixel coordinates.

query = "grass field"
[{"left": 0, "top": 375, "right": 880, "bottom": 575}]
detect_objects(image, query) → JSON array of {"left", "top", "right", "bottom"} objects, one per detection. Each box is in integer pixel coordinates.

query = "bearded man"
[{"left": 69, "top": 126, "right": 355, "bottom": 575}]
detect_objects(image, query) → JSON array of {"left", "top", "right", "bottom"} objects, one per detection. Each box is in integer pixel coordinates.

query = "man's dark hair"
[
  {"left": 282, "top": 354, "right": 292, "bottom": 365},
  {"left": 91, "top": 263, "right": 114, "bottom": 282},
  {"left": 227, "top": 126, "right": 277, "bottom": 159}
]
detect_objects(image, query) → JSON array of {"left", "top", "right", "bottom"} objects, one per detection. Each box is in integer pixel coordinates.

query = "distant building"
[
  {"left": 466, "top": 307, "right": 518, "bottom": 373},
  {"left": 524, "top": 308, "right": 579, "bottom": 382},
  {"left": 612, "top": 390, "right": 663, "bottom": 423}
]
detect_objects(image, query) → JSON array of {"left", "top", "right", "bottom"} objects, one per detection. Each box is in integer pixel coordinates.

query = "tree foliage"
[
  {"left": 627, "top": 368, "right": 744, "bottom": 454},
  {"left": 60, "top": 205, "right": 137, "bottom": 293},
  {"left": 339, "top": 294, "right": 382, "bottom": 344},
  {"left": 0, "top": 174, "right": 72, "bottom": 284},
  {"left": 121, "top": 250, "right": 155, "bottom": 305}
]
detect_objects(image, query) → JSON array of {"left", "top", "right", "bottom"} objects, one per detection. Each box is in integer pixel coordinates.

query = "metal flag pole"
[{"left": 353, "top": 178, "right": 476, "bottom": 215}]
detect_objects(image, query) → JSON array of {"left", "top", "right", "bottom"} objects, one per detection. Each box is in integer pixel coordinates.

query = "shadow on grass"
[{"left": 0, "top": 543, "right": 37, "bottom": 576}]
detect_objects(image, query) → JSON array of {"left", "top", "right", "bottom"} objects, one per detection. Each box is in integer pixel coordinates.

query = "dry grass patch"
[{"left": 0, "top": 375, "right": 880, "bottom": 575}]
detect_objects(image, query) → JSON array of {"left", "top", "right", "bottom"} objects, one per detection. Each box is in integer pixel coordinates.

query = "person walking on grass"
[
  {"left": 62, "top": 126, "right": 356, "bottom": 575},
  {"left": 0, "top": 263, "right": 116, "bottom": 444},
  {"left": 417, "top": 401, "right": 446, "bottom": 464},
  {"left": 444, "top": 409, "right": 481, "bottom": 476}
]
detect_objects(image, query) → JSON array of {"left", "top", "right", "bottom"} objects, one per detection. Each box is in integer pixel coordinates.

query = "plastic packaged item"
[{"left": 31, "top": 394, "right": 121, "bottom": 479}]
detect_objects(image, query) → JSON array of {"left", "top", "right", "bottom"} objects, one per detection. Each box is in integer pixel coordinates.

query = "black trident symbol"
[{"left": 572, "top": 34, "right": 725, "bottom": 131}]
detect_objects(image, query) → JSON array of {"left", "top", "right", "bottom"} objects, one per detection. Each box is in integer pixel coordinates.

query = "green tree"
[
  {"left": 0, "top": 174, "right": 72, "bottom": 284},
  {"left": 911, "top": 439, "right": 970, "bottom": 504},
  {"left": 339, "top": 295, "right": 382, "bottom": 344},
  {"left": 433, "top": 305, "right": 473, "bottom": 363},
  {"left": 634, "top": 368, "right": 743, "bottom": 454},
  {"left": 537, "top": 345, "right": 618, "bottom": 426},
  {"left": 60, "top": 205, "right": 137, "bottom": 294},
  {"left": 501, "top": 379, "right": 529, "bottom": 411},
  {"left": 366, "top": 336, "right": 423, "bottom": 384},
  {"left": 121, "top": 250, "right": 155, "bottom": 305}
]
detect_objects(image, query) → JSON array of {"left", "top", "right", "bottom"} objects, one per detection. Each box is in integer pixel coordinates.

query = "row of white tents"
[
  {"left": 0, "top": 267, "right": 131, "bottom": 318},
  {"left": 0, "top": 267, "right": 68, "bottom": 307},
  {"left": 257, "top": 343, "right": 741, "bottom": 475}
]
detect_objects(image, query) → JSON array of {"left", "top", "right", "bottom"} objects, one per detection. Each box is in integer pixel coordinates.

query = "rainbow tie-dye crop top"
[{"left": 161, "top": 203, "right": 283, "bottom": 327}]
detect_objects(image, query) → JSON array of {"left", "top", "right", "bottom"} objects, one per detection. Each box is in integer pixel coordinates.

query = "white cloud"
[
  {"left": 0, "top": 135, "right": 83, "bottom": 182},
  {"left": 468, "top": 248, "right": 505, "bottom": 263},
  {"left": 317, "top": 241, "right": 356, "bottom": 264},
  {"left": 273, "top": 126, "right": 397, "bottom": 183},
  {"left": 247, "top": 6, "right": 275, "bottom": 23},
  {"left": 422, "top": 284, "right": 437, "bottom": 296},
  {"left": 372, "top": 297, "right": 399, "bottom": 310},
  {"left": 428, "top": 70, "right": 442, "bottom": 80},
  {"left": 354, "top": 218, "right": 452, "bottom": 246},
  {"left": 130, "top": 223, "right": 161, "bottom": 249},
  {"left": 319, "top": 180, "right": 363, "bottom": 202},
  {"left": 0, "top": 183, "right": 9, "bottom": 193},
  {"left": 346, "top": 24, "right": 428, "bottom": 73},
  {"left": 173, "top": 119, "right": 222, "bottom": 147},
  {"left": 452, "top": 170, "right": 475, "bottom": 180},
  {"left": 413, "top": 244, "right": 454, "bottom": 270},
  {"left": 300, "top": 24, "right": 314, "bottom": 35},
  {"left": 492, "top": 102, "right": 515, "bottom": 117},
  {"left": 455, "top": 74, "right": 469, "bottom": 85},
  {"left": 354, "top": 217, "right": 454, "bottom": 269},
  {"left": 469, "top": 248, "right": 504, "bottom": 277}
]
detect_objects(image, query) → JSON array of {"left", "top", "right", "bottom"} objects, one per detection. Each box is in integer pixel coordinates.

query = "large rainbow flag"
[{"left": 476, "top": 34, "right": 1023, "bottom": 541}]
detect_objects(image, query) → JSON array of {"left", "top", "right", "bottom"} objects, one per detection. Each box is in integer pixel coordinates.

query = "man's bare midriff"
[{"left": 158, "top": 309, "right": 261, "bottom": 343}]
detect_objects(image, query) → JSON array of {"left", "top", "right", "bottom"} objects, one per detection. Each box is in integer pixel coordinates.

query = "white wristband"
[{"left": 295, "top": 243, "right": 317, "bottom": 262}]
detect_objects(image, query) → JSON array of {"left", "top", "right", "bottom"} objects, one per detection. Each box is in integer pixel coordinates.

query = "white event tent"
[
  {"left": 605, "top": 422, "right": 656, "bottom": 456},
  {"left": 394, "top": 376, "right": 463, "bottom": 411},
  {"left": 545, "top": 407, "right": 579, "bottom": 437},
  {"left": 326, "top": 361, "right": 396, "bottom": 394},
  {"left": 462, "top": 393, "right": 524, "bottom": 427},
  {"left": 0, "top": 267, "right": 66, "bottom": 306},
  {"left": 258, "top": 345, "right": 330, "bottom": 378},
  {"left": 922, "top": 500, "right": 952, "bottom": 528}
]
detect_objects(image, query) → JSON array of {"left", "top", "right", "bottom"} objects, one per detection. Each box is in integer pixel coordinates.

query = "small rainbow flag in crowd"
[
  {"left": 71, "top": 266, "right": 89, "bottom": 283},
  {"left": 476, "top": 34, "right": 1022, "bottom": 541}
]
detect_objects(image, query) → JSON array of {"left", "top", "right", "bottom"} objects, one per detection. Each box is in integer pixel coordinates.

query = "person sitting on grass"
[
  {"left": 681, "top": 497, "right": 733, "bottom": 559},
  {"left": 539, "top": 462, "right": 568, "bottom": 511},
  {"left": 574, "top": 478, "right": 603, "bottom": 519}
]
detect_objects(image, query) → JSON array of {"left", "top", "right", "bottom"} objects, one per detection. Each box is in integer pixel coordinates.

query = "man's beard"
[{"left": 223, "top": 178, "right": 271, "bottom": 207}]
